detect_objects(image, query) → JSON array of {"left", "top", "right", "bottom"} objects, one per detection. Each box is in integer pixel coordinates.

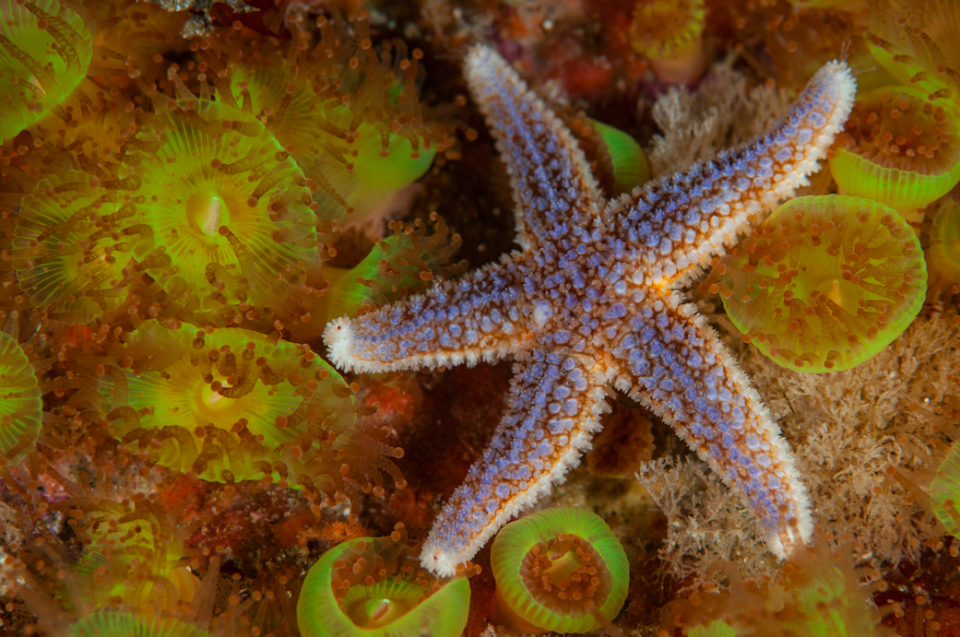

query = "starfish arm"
[
  {"left": 612, "top": 289, "right": 811, "bottom": 558},
  {"left": 421, "top": 347, "right": 609, "bottom": 577},
  {"left": 608, "top": 60, "right": 857, "bottom": 287},
  {"left": 323, "top": 256, "right": 534, "bottom": 374},
  {"left": 464, "top": 45, "right": 603, "bottom": 250}
]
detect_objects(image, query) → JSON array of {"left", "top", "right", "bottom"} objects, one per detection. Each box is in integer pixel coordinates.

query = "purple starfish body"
[{"left": 324, "top": 45, "right": 856, "bottom": 577}]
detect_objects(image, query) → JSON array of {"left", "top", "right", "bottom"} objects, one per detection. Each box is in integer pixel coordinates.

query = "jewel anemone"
[
  {"left": 562, "top": 113, "right": 649, "bottom": 199},
  {"left": 830, "top": 86, "right": 960, "bottom": 218},
  {"left": 867, "top": 0, "right": 960, "bottom": 102},
  {"left": 0, "top": 0, "right": 93, "bottom": 144},
  {"left": 63, "top": 496, "right": 197, "bottom": 615},
  {"left": 669, "top": 543, "right": 882, "bottom": 637},
  {"left": 685, "top": 563, "right": 881, "bottom": 637},
  {"left": 701, "top": 195, "right": 926, "bottom": 373},
  {"left": 297, "top": 528, "right": 471, "bottom": 637},
  {"left": 215, "top": 12, "right": 459, "bottom": 230},
  {"left": 28, "top": 77, "right": 144, "bottom": 178},
  {"left": 311, "top": 213, "right": 464, "bottom": 328},
  {"left": 128, "top": 96, "right": 320, "bottom": 313},
  {"left": 628, "top": 0, "right": 707, "bottom": 84},
  {"left": 12, "top": 170, "right": 152, "bottom": 323},
  {"left": 0, "top": 328, "right": 41, "bottom": 465},
  {"left": 88, "top": 0, "right": 191, "bottom": 89},
  {"left": 689, "top": 622, "right": 738, "bottom": 637},
  {"left": 713, "top": 2, "right": 860, "bottom": 90},
  {"left": 0, "top": 76, "right": 141, "bottom": 208},
  {"left": 490, "top": 507, "right": 629, "bottom": 634},
  {"left": 68, "top": 610, "right": 210, "bottom": 637},
  {"left": 586, "top": 406, "right": 654, "bottom": 478},
  {"left": 930, "top": 439, "right": 960, "bottom": 538},
  {"left": 926, "top": 197, "right": 960, "bottom": 296},
  {"left": 102, "top": 320, "right": 357, "bottom": 484},
  {"left": 590, "top": 119, "right": 650, "bottom": 197},
  {"left": 231, "top": 62, "right": 436, "bottom": 228}
]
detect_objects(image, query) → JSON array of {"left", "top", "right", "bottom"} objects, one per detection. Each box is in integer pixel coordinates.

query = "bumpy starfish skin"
[{"left": 324, "top": 45, "right": 856, "bottom": 577}]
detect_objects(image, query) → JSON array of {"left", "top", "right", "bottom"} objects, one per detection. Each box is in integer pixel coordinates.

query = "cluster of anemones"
[
  {"left": 699, "top": 0, "right": 960, "bottom": 376},
  {"left": 0, "top": 0, "right": 466, "bottom": 634}
]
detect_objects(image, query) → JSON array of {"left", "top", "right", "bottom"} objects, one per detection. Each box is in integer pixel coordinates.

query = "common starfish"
[{"left": 324, "top": 45, "right": 856, "bottom": 576}]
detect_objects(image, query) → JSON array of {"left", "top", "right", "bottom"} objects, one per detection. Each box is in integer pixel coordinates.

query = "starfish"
[{"left": 324, "top": 45, "right": 856, "bottom": 577}]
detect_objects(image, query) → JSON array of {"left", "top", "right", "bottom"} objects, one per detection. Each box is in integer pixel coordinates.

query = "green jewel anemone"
[
  {"left": 0, "top": 0, "right": 93, "bottom": 143},
  {"left": 102, "top": 320, "right": 355, "bottom": 483},
  {"left": 298, "top": 530, "right": 471, "bottom": 637},
  {"left": 830, "top": 86, "right": 960, "bottom": 216},
  {"left": 627, "top": 0, "right": 707, "bottom": 84},
  {"left": 689, "top": 622, "right": 738, "bottom": 637},
  {"left": 926, "top": 197, "right": 960, "bottom": 295},
  {"left": 490, "top": 506, "right": 629, "bottom": 634},
  {"left": 930, "top": 439, "right": 960, "bottom": 538},
  {"left": 0, "top": 329, "right": 41, "bottom": 464},
  {"left": 130, "top": 98, "right": 320, "bottom": 311},
  {"left": 68, "top": 610, "right": 210, "bottom": 637},
  {"left": 702, "top": 195, "right": 927, "bottom": 372},
  {"left": 590, "top": 119, "right": 650, "bottom": 197},
  {"left": 316, "top": 213, "right": 462, "bottom": 325},
  {"left": 13, "top": 170, "right": 153, "bottom": 323},
  {"left": 867, "top": 0, "right": 960, "bottom": 102},
  {"left": 224, "top": 16, "right": 446, "bottom": 230}
]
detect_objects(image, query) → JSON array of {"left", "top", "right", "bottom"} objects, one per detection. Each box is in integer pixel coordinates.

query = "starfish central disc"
[{"left": 324, "top": 45, "right": 857, "bottom": 577}]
